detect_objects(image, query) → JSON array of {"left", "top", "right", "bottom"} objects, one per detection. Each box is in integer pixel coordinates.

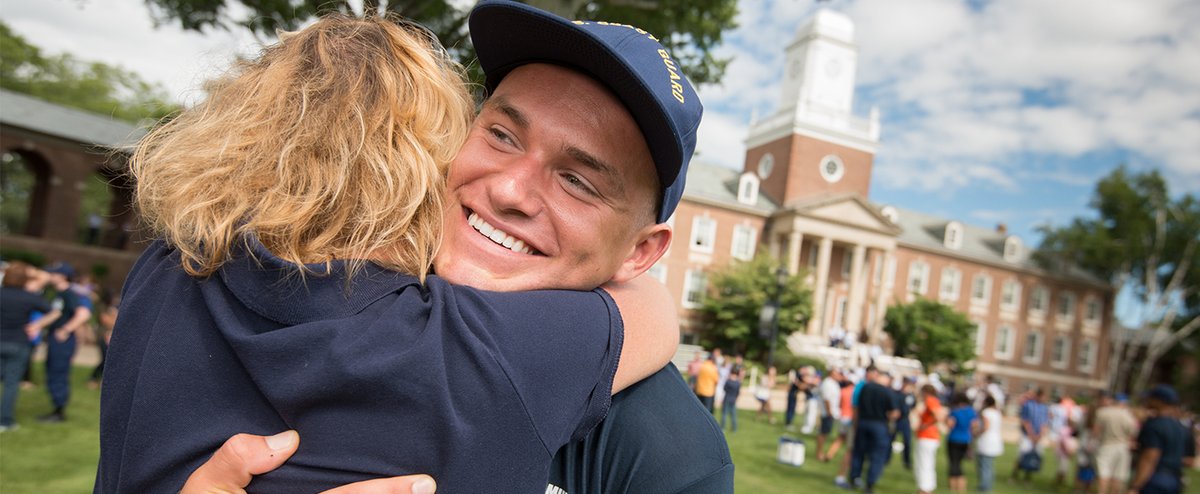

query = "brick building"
[{"left": 657, "top": 10, "right": 1112, "bottom": 396}]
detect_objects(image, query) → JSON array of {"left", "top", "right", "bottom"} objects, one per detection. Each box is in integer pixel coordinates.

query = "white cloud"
[{"left": 696, "top": 0, "right": 1199, "bottom": 195}]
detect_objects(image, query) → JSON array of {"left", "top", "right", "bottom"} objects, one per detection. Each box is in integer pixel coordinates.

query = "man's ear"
[{"left": 610, "top": 223, "right": 672, "bottom": 283}]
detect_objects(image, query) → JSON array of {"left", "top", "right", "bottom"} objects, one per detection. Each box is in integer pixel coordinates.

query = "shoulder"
[{"left": 550, "top": 365, "right": 733, "bottom": 494}]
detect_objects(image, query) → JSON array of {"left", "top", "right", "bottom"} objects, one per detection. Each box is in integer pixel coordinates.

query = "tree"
[
  {"left": 696, "top": 253, "right": 812, "bottom": 363},
  {"left": 883, "top": 298, "right": 977, "bottom": 374},
  {"left": 1036, "top": 166, "right": 1199, "bottom": 395},
  {"left": 0, "top": 22, "right": 178, "bottom": 123},
  {"left": 139, "top": 0, "right": 738, "bottom": 85}
]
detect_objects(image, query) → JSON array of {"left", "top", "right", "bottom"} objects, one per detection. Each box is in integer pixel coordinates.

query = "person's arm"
[
  {"left": 24, "top": 309, "right": 61, "bottom": 337},
  {"left": 601, "top": 276, "right": 679, "bottom": 394},
  {"left": 182, "top": 431, "right": 437, "bottom": 494},
  {"left": 1127, "top": 447, "right": 1159, "bottom": 494},
  {"left": 974, "top": 414, "right": 986, "bottom": 438},
  {"left": 54, "top": 305, "right": 92, "bottom": 342}
]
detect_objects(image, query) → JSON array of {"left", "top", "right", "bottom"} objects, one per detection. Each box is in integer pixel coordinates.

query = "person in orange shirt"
[
  {"left": 694, "top": 353, "right": 720, "bottom": 413},
  {"left": 914, "top": 383, "right": 945, "bottom": 494}
]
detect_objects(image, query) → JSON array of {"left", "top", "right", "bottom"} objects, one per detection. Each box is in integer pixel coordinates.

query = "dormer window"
[
  {"left": 757, "top": 153, "right": 775, "bottom": 179},
  {"left": 944, "top": 221, "right": 964, "bottom": 250},
  {"left": 1004, "top": 236, "right": 1023, "bottom": 263},
  {"left": 737, "top": 172, "right": 760, "bottom": 205}
]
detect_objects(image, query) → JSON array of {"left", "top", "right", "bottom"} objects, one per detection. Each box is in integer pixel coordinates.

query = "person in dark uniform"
[
  {"left": 39, "top": 262, "right": 91, "bottom": 423},
  {"left": 1130, "top": 385, "right": 1196, "bottom": 494},
  {"left": 887, "top": 377, "right": 916, "bottom": 469}
]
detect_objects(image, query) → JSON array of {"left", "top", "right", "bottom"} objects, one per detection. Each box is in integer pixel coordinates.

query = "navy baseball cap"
[
  {"left": 45, "top": 261, "right": 76, "bottom": 279},
  {"left": 1144, "top": 384, "right": 1180, "bottom": 405},
  {"left": 469, "top": 0, "right": 703, "bottom": 224}
]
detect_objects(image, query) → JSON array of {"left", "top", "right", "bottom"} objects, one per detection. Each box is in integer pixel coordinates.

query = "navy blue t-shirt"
[
  {"left": 856, "top": 382, "right": 896, "bottom": 422},
  {"left": 47, "top": 286, "right": 84, "bottom": 334},
  {"left": 96, "top": 239, "right": 623, "bottom": 493},
  {"left": 1136, "top": 416, "right": 1190, "bottom": 479},
  {"left": 548, "top": 365, "right": 734, "bottom": 494}
]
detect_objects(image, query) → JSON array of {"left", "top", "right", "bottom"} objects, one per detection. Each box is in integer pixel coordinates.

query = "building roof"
[
  {"left": 887, "top": 205, "right": 1108, "bottom": 288},
  {"left": 681, "top": 159, "right": 778, "bottom": 214},
  {"left": 0, "top": 89, "right": 145, "bottom": 149}
]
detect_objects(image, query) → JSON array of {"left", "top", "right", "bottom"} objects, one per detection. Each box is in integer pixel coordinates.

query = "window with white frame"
[
  {"left": 737, "top": 173, "right": 759, "bottom": 205},
  {"left": 1056, "top": 292, "right": 1076, "bottom": 322},
  {"left": 730, "top": 224, "right": 757, "bottom": 261},
  {"left": 807, "top": 244, "right": 819, "bottom": 268},
  {"left": 1004, "top": 236, "right": 1023, "bottom": 263},
  {"left": 907, "top": 261, "right": 930, "bottom": 296},
  {"left": 690, "top": 216, "right": 716, "bottom": 253},
  {"left": 1030, "top": 286, "right": 1048, "bottom": 314},
  {"left": 994, "top": 324, "right": 1014, "bottom": 359},
  {"left": 682, "top": 269, "right": 707, "bottom": 308},
  {"left": 939, "top": 267, "right": 961, "bottom": 301},
  {"left": 944, "top": 222, "right": 964, "bottom": 250},
  {"left": 757, "top": 153, "right": 775, "bottom": 179},
  {"left": 971, "top": 274, "right": 992, "bottom": 305},
  {"left": 646, "top": 262, "right": 667, "bottom": 284},
  {"left": 819, "top": 155, "right": 845, "bottom": 183},
  {"left": 974, "top": 321, "right": 987, "bottom": 355},
  {"left": 1051, "top": 335, "right": 1071, "bottom": 368},
  {"left": 1001, "top": 280, "right": 1022, "bottom": 310},
  {"left": 1023, "top": 330, "right": 1043, "bottom": 363},
  {"left": 1078, "top": 340, "right": 1096, "bottom": 372},
  {"left": 1085, "top": 297, "right": 1102, "bottom": 323}
]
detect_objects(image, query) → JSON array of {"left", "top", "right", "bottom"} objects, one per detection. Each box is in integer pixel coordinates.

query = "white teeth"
[{"left": 467, "top": 212, "right": 533, "bottom": 255}]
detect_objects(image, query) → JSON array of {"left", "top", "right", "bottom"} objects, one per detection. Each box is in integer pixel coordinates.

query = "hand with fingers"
[{"left": 181, "top": 431, "right": 437, "bottom": 494}]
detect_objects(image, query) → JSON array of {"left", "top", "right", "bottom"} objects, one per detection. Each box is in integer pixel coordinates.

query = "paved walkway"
[{"left": 30, "top": 341, "right": 102, "bottom": 367}]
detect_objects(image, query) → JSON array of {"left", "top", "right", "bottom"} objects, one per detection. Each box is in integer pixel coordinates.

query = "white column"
[
  {"left": 807, "top": 237, "right": 834, "bottom": 335},
  {"left": 846, "top": 244, "right": 868, "bottom": 334},
  {"left": 787, "top": 231, "right": 804, "bottom": 275},
  {"left": 872, "top": 249, "right": 893, "bottom": 343}
]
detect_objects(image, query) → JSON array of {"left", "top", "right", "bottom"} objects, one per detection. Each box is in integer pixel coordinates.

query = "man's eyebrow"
[
  {"left": 566, "top": 146, "right": 626, "bottom": 199},
  {"left": 485, "top": 96, "right": 529, "bottom": 129}
]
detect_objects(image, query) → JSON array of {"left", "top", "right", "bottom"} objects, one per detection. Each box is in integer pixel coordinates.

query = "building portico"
[{"left": 767, "top": 194, "right": 899, "bottom": 342}]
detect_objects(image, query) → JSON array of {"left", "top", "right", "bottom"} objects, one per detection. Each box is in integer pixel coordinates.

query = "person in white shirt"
[
  {"left": 816, "top": 368, "right": 844, "bottom": 462},
  {"left": 976, "top": 395, "right": 1004, "bottom": 492}
]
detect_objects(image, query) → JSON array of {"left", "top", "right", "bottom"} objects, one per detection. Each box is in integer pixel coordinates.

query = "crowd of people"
[
  {"left": 688, "top": 342, "right": 1196, "bottom": 494},
  {"left": 0, "top": 259, "right": 117, "bottom": 431}
]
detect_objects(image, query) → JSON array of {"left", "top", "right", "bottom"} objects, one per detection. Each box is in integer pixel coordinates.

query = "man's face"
[{"left": 435, "top": 63, "right": 670, "bottom": 291}]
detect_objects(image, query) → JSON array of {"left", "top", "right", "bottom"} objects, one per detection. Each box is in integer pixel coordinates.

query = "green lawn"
[
  {"left": 0, "top": 367, "right": 101, "bottom": 494},
  {"left": 723, "top": 408, "right": 1198, "bottom": 494},
  {"left": 1, "top": 369, "right": 1196, "bottom": 493}
]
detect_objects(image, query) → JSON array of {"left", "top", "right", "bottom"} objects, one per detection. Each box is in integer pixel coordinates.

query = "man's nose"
[{"left": 487, "top": 158, "right": 544, "bottom": 218}]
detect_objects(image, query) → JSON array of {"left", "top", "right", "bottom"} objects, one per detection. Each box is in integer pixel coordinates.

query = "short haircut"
[
  {"left": 130, "top": 14, "right": 473, "bottom": 281},
  {"left": 1, "top": 261, "right": 32, "bottom": 288}
]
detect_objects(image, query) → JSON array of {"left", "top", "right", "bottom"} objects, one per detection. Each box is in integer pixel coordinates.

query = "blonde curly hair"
[{"left": 130, "top": 13, "right": 474, "bottom": 281}]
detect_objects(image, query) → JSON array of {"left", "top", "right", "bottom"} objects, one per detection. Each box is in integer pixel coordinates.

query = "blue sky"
[
  {"left": 693, "top": 0, "right": 1200, "bottom": 244},
  {"left": 5, "top": 0, "right": 1198, "bottom": 246}
]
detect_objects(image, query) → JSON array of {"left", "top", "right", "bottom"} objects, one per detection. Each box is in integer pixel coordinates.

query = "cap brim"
[{"left": 469, "top": 2, "right": 683, "bottom": 194}]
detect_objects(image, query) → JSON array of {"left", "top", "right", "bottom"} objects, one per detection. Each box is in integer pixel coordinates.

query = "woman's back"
[{"left": 98, "top": 239, "right": 624, "bottom": 492}]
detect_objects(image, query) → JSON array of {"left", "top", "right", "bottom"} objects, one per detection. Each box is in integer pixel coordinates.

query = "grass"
[
  {"left": 722, "top": 408, "right": 1199, "bottom": 494},
  {"left": 0, "top": 369, "right": 1196, "bottom": 493},
  {"left": 0, "top": 366, "right": 101, "bottom": 494}
]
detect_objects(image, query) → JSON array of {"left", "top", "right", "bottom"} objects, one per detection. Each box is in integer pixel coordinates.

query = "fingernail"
[
  {"left": 265, "top": 430, "right": 298, "bottom": 451},
  {"left": 413, "top": 477, "right": 436, "bottom": 494}
]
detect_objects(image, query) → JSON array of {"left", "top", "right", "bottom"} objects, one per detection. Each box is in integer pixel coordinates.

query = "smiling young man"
[{"left": 173, "top": 2, "right": 733, "bottom": 493}]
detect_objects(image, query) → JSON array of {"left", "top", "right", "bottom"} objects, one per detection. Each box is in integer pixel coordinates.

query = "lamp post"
[{"left": 761, "top": 266, "right": 789, "bottom": 369}]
